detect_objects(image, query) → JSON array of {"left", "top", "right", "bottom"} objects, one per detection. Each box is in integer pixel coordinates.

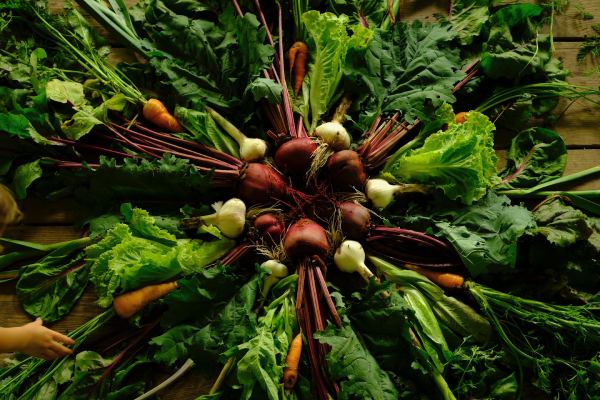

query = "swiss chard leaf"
[
  {"left": 16, "top": 247, "right": 90, "bottom": 323},
  {"left": 499, "top": 127, "right": 567, "bottom": 189}
]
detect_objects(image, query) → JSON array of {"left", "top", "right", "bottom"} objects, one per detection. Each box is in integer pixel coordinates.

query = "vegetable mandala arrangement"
[{"left": 1, "top": 0, "right": 600, "bottom": 399}]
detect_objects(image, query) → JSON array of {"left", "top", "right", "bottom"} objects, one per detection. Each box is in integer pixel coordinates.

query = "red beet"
[
  {"left": 327, "top": 150, "right": 367, "bottom": 191},
  {"left": 238, "top": 163, "right": 290, "bottom": 204},
  {"left": 254, "top": 213, "right": 285, "bottom": 243},
  {"left": 274, "top": 137, "right": 317, "bottom": 177},
  {"left": 339, "top": 202, "right": 371, "bottom": 240},
  {"left": 284, "top": 218, "right": 330, "bottom": 259}
]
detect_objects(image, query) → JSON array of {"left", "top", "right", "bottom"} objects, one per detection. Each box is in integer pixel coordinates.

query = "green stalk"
[
  {"left": 74, "top": 0, "right": 149, "bottom": 58},
  {"left": 381, "top": 0, "right": 401, "bottom": 30},
  {"left": 432, "top": 370, "right": 457, "bottom": 400},
  {"left": 0, "top": 309, "right": 115, "bottom": 398},
  {"left": 500, "top": 190, "right": 600, "bottom": 198},
  {"left": 498, "top": 166, "right": 600, "bottom": 196},
  {"left": 30, "top": 5, "right": 144, "bottom": 103},
  {"left": 208, "top": 357, "right": 235, "bottom": 394},
  {"left": 476, "top": 82, "right": 600, "bottom": 113},
  {"left": 0, "top": 237, "right": 92, "bottom": 271}
]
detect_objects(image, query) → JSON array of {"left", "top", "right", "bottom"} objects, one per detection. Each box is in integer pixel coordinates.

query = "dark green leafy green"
[
  {"left": 160, "top": 263, "right": 249, "bottom": 327},
  {"left": 433, "top": 192, "right": 536, "bottom": 276},
  {"left": 152, "top": 272, "right": 260, "bottom": 366},
  {"left": 499, "top": 127, "right": 567, "bottom": 189},
  {"left": 481, "top": 4, "right": 557, "bottom": 80},
  {"left": 127, "top": 0, "right": 273, "bottom": 122},
  {"left": 345, "top": 21, "right": 464, "bottom": 126},
  {"left": 529, "top": 197, "right": 600, "bottom": 292},
  {"left": 16, "top": 237, "right": 91, "bottom": 323},
  {"left": 448, "top": 0, "right": 490, "bottom": 45},
  {"left": 534, "top": 197, "right": 595, "bottom": 247},
  {"left": 42, "top": 154, "right": 215, "bottom": 205},
  {"left": 12, "top": 159, "right": 43, "bottom": 199},
  {"left": 315, "top": 321, "right": 399, "bottom": 400}
]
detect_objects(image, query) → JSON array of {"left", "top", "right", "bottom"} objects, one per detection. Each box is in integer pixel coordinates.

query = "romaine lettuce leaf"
[{"left": 300, "top": 11, "right": 370, "bottom": 131}]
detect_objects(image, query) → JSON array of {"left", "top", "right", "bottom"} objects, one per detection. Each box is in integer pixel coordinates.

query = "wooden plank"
[
  {"left": 17, "top": 198, "right": 82, "bottom": 225},
  {"left": 551, "top": 42, "right": 600, "bottom": 148},
  {"left": 2, "top": 225, "right": 83, "bottom": 243},
  {"left": 551, "top": 0, "right": 599, "bottom": 39},
  {"left": 46, "top": 0, "right": 599, "bottom": 40},
  {"left": 494, "top": 42, "right": 600, "bottom": 149}
]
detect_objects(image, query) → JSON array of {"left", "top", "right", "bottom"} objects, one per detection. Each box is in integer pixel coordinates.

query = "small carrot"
[
  {"left": 454, "top": 112, "right": 468, "bottom": 124},
  {"left": 282, "top": 333, "right": 303, "bottom": 390},
  {"left": 113, "top": 281, "right": 178, "bottom": 319},
  {"left": 404, "top": 264, "right": 465, "bottom": 289},
  {"left": 288, "top": 42, "right": 309, "bottom": 96},
  {"left": 142, "top": 98, "right": 183, "bottom": 132}
]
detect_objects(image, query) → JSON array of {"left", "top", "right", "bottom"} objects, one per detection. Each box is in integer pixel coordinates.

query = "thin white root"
[{"left": 133, "top": 358, "right": 195, "bottom": 400}]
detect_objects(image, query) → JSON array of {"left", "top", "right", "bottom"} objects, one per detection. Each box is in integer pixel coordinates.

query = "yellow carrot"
[
  {"left": 142, "top": 99, "right": 183, "bottom": 132},
  {"left": 282, "top": 333, "right": 303, "bottom": 390},
  {"left": 404, "top": 264, "right": 465, "bottom": 289},
  {"left": 113, "top": 281, "right": 178, "bottom": 319}
]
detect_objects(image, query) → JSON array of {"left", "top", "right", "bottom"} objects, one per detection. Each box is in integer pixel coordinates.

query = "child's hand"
[{"left": 19, "top": 319, "right": 75, "bottom": 360}]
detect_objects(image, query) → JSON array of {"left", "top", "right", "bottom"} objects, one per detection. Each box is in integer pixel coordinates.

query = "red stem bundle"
[
  {"left": 295, "top": 256, "right": 341, "bottom": 400},
  {"left": 358, "top": 61, "right": 481, "bottom": 169},
  {"left": 366, "top": 226, "right": 462, "bottom": 268}
]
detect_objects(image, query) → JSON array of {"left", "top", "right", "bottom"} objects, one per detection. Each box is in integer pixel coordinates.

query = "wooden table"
[{"left": 2, "top": 1, "right": 599, "bottom": 398}]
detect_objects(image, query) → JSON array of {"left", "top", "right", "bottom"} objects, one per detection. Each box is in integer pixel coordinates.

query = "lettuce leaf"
[
  {"left": 383, "top": 111, "right": 499, "bottom": 204},
  {"left": 228, "top": 275, "right": 297, "bottom": 400},
  {"left": 300, "top": 11, "right": 369, "bottom": 131},
  {"left": 88, "top": 207, "right": 234, "bottom": 308}
]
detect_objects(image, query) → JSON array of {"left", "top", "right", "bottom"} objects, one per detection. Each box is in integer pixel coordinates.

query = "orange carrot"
[
  {"left": 282, "top": 333, "right": 303, "bottom": 390},
  {"left": 288, "top": 42, "right": 309, "bottom": 96},
  {"left": 454, "top": 112, "right": 468, "bottom": 124},
  {"left": 142, "top": 99, "right": 183, "bottom": 132},
  {"left": 404, "top": 264, "right": 465, "bottom": 289},
  {"left": 113, "top": 281, "right": 178, "bottom": 319}
]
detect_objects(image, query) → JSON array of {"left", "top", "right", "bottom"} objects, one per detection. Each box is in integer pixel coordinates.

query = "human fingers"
[
  {"left": 41, "top": 348, "right": 59, "bottom": 361},
  {"left": 50, "top": 341, "right": 73, "bottom": 357},
  {"left": 52, "top": 331, "right": 75, "bottom": 346}
]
